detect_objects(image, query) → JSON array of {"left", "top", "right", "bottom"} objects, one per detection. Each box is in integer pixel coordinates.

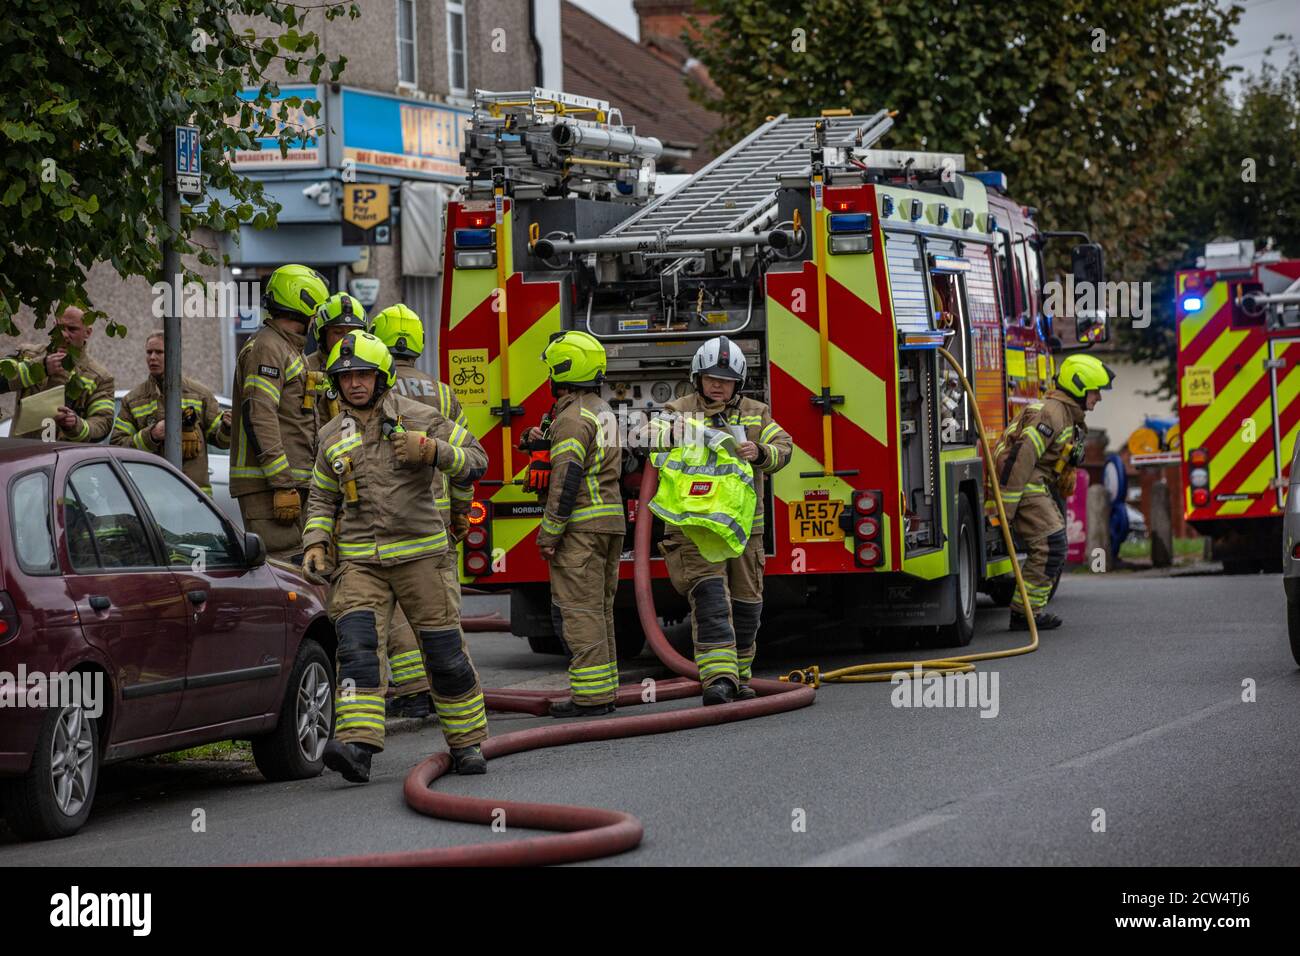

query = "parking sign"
[{"left": 175, "top": 125, "right": 202, "bottom": 195}]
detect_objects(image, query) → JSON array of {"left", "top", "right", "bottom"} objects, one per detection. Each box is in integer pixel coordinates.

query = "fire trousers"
[
  {"left": 237, "top": 488, "right": 306, "bottom": 561},
  {"left": 329, "top": 553, "right": 486, "bottom": 751},
  {"left": 549, "top": 531, "right": 622, "bottom": 706},
  {"left": 660, "top": 528, "right": 764, "bottom": 688},
  {"left": 384, "top": 551, "right": 463, "bottom": 698},
  {"left": 1009, "top": 493, "right": 1067, "bottom": 613}
]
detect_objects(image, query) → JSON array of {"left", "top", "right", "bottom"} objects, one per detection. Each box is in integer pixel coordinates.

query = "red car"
[{"left": 0, "top": 440, "right": 337, "bottom": 840}]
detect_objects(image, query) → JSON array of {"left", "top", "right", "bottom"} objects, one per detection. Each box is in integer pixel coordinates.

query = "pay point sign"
[{"left": 342, "top": 183, "right": 392, "bottom": 245}]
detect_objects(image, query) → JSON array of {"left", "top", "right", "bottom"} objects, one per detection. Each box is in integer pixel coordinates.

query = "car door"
[
  {"left": 59, "top": 459, "right": 190, "bottom": 743},
  {"left": 120, "top": 460, "right": 286, "bottom": 728}
]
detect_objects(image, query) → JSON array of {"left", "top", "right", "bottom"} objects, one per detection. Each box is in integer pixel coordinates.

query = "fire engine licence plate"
[{"left": 788, "top": 500, "right": 845, "bottom": 543}]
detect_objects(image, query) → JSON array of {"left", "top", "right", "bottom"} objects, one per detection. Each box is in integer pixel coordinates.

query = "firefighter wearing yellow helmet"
[
  {"left": 993, "top": 352, "right": 1114, "bottom": 630},
  {"left": 370, "top": 303, "right": 474, "bottom": 720},
  {"left": 524, "top": 330, "right": 625, "bottom": 718},
  {"left": 306, "top": 292, "right": 370, "bottom": 428},
  {"left": 230, "top": 264, "right": 329, "bottom": 559},
  {"left": 303, "top": 331, "right": 491, "bottom": 781},
  {"left": 649, "top": 335, "right": 792, "bottom": 705}
]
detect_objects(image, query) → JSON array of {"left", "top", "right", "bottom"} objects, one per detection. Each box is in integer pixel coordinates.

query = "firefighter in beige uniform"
[
  {"left": 526, "top": 331, "right": 625, "bottom": 718},
  {"left": 230, "top": 265, "right": 329, "bottom": 560},
  {"left": 0, "top": 307, "right": 115, "bottom": 442},
  {"left": 651, "top": 336, "right": 791, "bottom": 705},
  {"left": 304, "top": 331, "right": 490, "bottom": 781},
  {"left": 995, "top": 353, "right": 1113, "bottom": 630},
  {"left": 371, "top": 304, "right": 474, "bottom": 719},
  {"left": 112, "top": 331, "right": 230, "bottom": 494}
]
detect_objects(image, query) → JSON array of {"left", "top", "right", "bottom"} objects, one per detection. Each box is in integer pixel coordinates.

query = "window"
[
  {"left": 10, "top": 472, "right": 56, "bottom": 573},
  {"left": 122, "top": 462, "right": 241, "bottom": 570},
  {"left": 446, "top": 0, "right": 467, "bottom": 94},
  {"left": 397, "top": 0, "right": 418, "bottom": 87},
  {"left": 884, "top": 232, "right": 930, "bottom": 332},
  {"left": 64, "top": 463, "right": 156, "bottom": 571}
]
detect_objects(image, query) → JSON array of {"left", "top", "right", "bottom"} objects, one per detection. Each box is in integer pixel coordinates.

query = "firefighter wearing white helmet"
[
  {"left": 993, "top": 352, "right": 1114, "bottom": 631},
  {"left": 524, "top": 330, "right": 626, "bottom": 718},
  {"left": 650, "top": 336, "right": 792, "bottom": 704}
]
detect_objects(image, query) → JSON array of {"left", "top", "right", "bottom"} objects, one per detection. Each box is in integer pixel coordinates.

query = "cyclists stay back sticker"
[
  {"left": 449, "top": 349, "right": 489, "bottom": 406},
  {"left": 1182, "top": 366, "right": 1215, "bottom": 407}
]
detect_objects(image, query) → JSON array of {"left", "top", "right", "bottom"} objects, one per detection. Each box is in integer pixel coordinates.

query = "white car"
[{"left": 1, "top": 390, "right": 241, "bottom": 527}]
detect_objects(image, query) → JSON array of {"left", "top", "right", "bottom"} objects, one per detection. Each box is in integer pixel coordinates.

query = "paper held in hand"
[{"left": 11, "top": 385, "right": 66, "bottom": 438}]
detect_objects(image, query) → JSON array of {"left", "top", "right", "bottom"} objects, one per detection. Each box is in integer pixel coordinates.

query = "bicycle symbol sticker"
[{"left": 448, "top": 348, "right": 489, "bottom": 406}]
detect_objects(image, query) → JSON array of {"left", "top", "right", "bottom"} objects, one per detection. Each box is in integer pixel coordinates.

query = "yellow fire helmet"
[
  {"left": 1056, "top": 353, "right": 1115, "bottom": 400},
  {"left": 262, "top": 264, "right": 330, "bottom": 320},
  {"left": 326, "top": 330, "right": 397, "bottom": 394},
  {"left": 541, "top": 329, "right": 607, "bottom": 387},
  {"left": 313, "top": 292, "right": 369, "bottom": 342},
  {"left": 371, "top": 304, "right": 425, "bottom": 359}
]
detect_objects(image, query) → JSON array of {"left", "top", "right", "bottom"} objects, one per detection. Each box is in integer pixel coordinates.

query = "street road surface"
[{"left": 2, "top": 570, "right": 1297, "bottom": 866}]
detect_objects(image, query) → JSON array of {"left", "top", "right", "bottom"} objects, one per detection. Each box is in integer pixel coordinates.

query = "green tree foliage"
[
  {"left": 0, "top": 0, "right": 359, "bottom": 337},
  {"left": 686, "top": 0, "right": 1246, "bottom": 386}
]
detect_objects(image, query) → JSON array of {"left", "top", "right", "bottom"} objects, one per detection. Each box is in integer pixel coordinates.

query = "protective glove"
[
  {"left": 1056, "top": 467, "right": 1078, "bottom": 498},
  {"left": 525, "top": 451, "right": 552, "bottom": 493},
  {"left": 450, "top": 511, "right": 470, "bottom": 543},
  {"left": 302, "top": 543, "right": 332, "bottom": 584},
  {"left": 272, "top": 488, "right": 301, "bottom": 524},
  {"left": 181, "top": 426, "right": 202, "bottom": 460},
  {"left": 393, "top": 430, "right": 438, "bottom": 466}
]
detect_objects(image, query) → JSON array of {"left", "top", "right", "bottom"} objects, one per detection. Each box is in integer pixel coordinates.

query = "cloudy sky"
[{"left": 570, "top": 0, "right": 1299, "bottom": 83}]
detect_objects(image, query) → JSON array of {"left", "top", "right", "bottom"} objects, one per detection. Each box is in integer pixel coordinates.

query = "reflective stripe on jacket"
[
  {"left": 111, "top": 375, "right": 229, "bottom": 492},
  {"left": 230, "top": 322, "right": 314, "bottom": 497},
  {"left": 537, "top": 390, "right": 625, "bottom": 549}
]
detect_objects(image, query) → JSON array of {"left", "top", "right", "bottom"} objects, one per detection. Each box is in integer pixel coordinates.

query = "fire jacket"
[
  {"left": 0, "top": 344, "right": 115, "bottom": 442},
  {"left": 537, "top": 390, "right": 625, "bottom": 549},
  {"left": 994, "top": 389, "right": 1087, "bottom": 520},
  {"left": 230, "top": 322, "right": 314, "bottom": 498},
  {"left": 391, "top": 357, "right": 473, "bottom": 523},
  {"left": 111, "top": 375, "right": 230, "bottom": 492},
  {"left": 304, "top": 390, "right": 487, "bottom": 566}
]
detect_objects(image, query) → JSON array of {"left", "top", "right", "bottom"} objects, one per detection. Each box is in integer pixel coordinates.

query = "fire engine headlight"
[
  {"left": 1190, "top": 467, "right": 1209, "bottom": 489},
  {"left": 829, "top": 234, "right": 872, "bottom": 255},
  {"left": 455, "top": 250, "right": 497, "bottom": 270},
  {"left": 1181, "top": 296, "right": 1203, "bottom": 313}
]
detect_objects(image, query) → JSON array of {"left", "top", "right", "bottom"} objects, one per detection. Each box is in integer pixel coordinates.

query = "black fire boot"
[
  {"left": 1009, "top": 608, "right": 1064, "bottom": 631},
  {"left": 736, "top": 684, "right": 758, "bottom": 701},
  {"left": 548, "top": 699, "right": 617, "bottom": 718},
  {"left": 702, "top": 678, "right": 739, "bottom": 706},
  {"left": 450, "top": 745, "right": 487, "bottom": 775},
  {"left": 323, "top": 740, "right": 375, "bottom": 783},
  {"left": 387, "top": 693, "right": 432, "bottom": 719}
]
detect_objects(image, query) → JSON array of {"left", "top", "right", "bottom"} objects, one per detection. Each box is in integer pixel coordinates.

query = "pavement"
[{"left": 2, "top": 570, "right": 1298, "bottom": 866}]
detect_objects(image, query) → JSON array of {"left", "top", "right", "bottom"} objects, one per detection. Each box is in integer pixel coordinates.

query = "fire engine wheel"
[
  {"left": 527, "top": 635, "right": 566, "bottom": 656},
  {"left": 1288, "top": 591, "right": 1300, "bottom": 667},
  {"left": 927, "top": 496, "right": 977, "bottom": 648}
]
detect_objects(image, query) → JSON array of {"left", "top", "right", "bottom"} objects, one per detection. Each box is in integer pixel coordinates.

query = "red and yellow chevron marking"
[
  {"left": 766, "top": 184, "right": 903, "bottom": 573},
  {"left": 440, "top": 199, "right": 559, "bottom": 583},
  {"left": 1177, "top": 270, "right": 1298, "bottom": 520}
]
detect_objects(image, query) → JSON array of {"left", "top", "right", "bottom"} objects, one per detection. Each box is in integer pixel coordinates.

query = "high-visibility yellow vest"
[{"left": 650, "top": 441, "right": 756, "bottom": 561}]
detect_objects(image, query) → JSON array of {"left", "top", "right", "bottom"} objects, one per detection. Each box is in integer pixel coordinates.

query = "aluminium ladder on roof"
[{"left": 601, "top": 112, "right": 883, "bottom": 242}]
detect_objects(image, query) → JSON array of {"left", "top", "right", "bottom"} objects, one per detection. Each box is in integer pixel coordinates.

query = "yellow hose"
[{"left": 781, "top": 346, "right": 1038, "bottom": 686}]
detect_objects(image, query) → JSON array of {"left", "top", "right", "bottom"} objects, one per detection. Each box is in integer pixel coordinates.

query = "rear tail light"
[
  {"left": 852, "top": 490, "right": 883, "bottom": 567},
  {"left": 1292, "top": 542, "right": 1300, "bottom": 560},
  {"left": 462, "top": 500, "right": 493, "bottom": 577},
  {"left": 0, "top": 590, "right": 20, "bottom": 644},
  {"left": 1188, "top": 448, "right": 1211, "bottom": 507}
]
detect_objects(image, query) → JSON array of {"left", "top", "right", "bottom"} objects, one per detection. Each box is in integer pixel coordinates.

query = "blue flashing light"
[
  {"left": 454, "top": 228, "right": 494, "bottom": 249},
  {"left": 829, "top": 213, "right": 870, "bottom": 233},
  {"left": 971, "top": 171, "right": 1008, "bottom": 192},
  {"left": 1181, "top": 295, "right": 1203, "bottom": 313}
]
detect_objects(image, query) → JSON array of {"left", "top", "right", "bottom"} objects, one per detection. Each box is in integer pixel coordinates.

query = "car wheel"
[
  {"left": 251, "top": 639, "right": 333, "bottom": 782},
  {"left": 1, "top": 700, "right": 99, "bottom": 840},
  {"left": 1289, "top": 592, "right": 1300, "bottom": 667}
]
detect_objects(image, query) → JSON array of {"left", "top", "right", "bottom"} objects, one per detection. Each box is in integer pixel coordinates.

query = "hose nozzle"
[{"left": 780, "top": 666, "right": 821, "bottom": 688}]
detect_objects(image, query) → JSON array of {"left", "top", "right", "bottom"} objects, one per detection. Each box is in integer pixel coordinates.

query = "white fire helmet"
[{"left": 690, "top": 335, "right": 747, "bottom": 391}]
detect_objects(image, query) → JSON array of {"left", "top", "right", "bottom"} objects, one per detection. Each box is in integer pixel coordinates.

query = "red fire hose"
[{"left": 283, "top": 464, "right": 815, "bottom": 866}]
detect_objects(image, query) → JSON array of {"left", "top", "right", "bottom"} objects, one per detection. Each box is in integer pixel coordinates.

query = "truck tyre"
[
  {"left": 613, "top": 608, "right": 648, "bottom": 660},
  {"left": 527, "top": 635, "right": 566, "bottom": 655},
  {"left": 930, "top": 496, "right": 978, "bottom": 648},
  {"left": 252, "top": 638, "right": 333, "bottom": 782},
  {"left": 1, "top": 698, "right": 100, "bottom": 840},
  {"left": 983, "top": 577, "right": 1017, "bottom": 607},
  {"left": 1290, "top": 592, "right": 1300, "bottom": 667}
]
